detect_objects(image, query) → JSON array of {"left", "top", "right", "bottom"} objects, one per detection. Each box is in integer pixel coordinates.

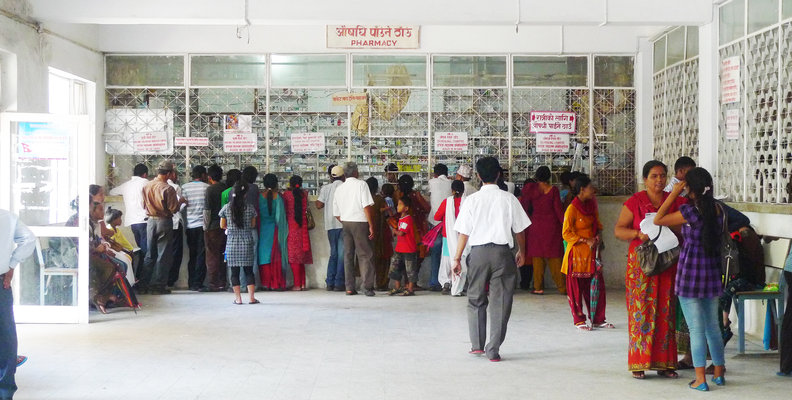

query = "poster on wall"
[
  {"left": 725, "top": 109, "right": 740, "bottom": 140},
  {"left": 224, "top": 114, "right": 253, "bottom": 134},
  {"left": 104, "top": 109, "right": 174, "bottom": 155},
  {"left": 529, "top": 111, "right": 576, "bottom": 134},
  {"left": 327, "top": 25, "right": 420, "bottom": 49},
  {"left": 721, "top": 56, "right": 740, "bottom": 105},
  {"left": 16, "top": 122, "right": 71, "bottom": 160},
  {"left": 223, "top": 133, "right": 257, "bottom": 153},
  {"left": 291, "top": 132, "right": 326, "bottom": 153},
  {"left": 174, "top": 137, "right": 210, "bottom": 147},
  {"left": 434, "top": 132, "right": 469, "bottom": 152},
  {"left": 133, "top": 131, "right": 169, "bottom": 153},
  {"left": 536, "top": 133, "right": 570, "bottom": 153}
]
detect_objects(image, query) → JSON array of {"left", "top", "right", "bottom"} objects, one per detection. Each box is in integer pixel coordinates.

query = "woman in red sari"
[
  {"left": 615, "top": 160, "right": 685, "bottom": 379},
  {"left": 282, "top": 176, "right": 313, "bottom": 290}
]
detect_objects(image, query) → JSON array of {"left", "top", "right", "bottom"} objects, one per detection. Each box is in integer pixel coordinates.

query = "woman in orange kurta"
[
  {"left": 615, "top": 160, "right": 685, "bottom": 380},
  {"left": 561, "top": 175, "right": 610, "bottom": 330}
]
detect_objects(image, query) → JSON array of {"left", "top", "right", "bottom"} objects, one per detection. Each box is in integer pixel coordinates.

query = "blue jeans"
[
  {"left": 325, "top": 228, "right": 345, "bottom": 288},
  {"left": 429, "top": 233, "right": 443, "bottom": 288},
  {"left": 679, "top": 296, "right": 726, "bottom": 368}
]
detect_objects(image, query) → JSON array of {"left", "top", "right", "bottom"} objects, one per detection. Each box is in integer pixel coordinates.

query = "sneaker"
[
  {"left": 16, "top": 355, "right": 27, "bottom": 367},
  {"left": 364, "top": 289, "right": 375, "bottom": 297},
  {"left": 441, "top": 283, "right": 451, "bottom": 295}
]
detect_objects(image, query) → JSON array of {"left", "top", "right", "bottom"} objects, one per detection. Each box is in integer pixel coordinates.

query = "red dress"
[
  {"left": 520, "top": 184, "right": 564, "bottom": 258},
  {"left": 623, "top": 191, "right": 686, "bottom": 371},
  {"left": 282, "top": 190, "right": 313, "bottom": 288}
]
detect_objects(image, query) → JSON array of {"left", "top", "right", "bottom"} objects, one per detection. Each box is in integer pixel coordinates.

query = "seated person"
[
  {"left": 719, "top": 202, "right": 766, "bottom": 343},
  {"left": 104, "top": 207, "right": 139, "bottom": 284}
]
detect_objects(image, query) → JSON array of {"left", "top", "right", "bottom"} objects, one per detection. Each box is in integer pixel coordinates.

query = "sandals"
[
  {"left": 531, "top": 290, "right": 544, "bottom": 295},
  {"left": 575, "top": 323, "right": 591, "bottom": 331},
  {"left": 249, "top": 299, "right": 260, "bottom": 304},
  {"left": 657, "top": 370, "right": 679, "bottom": 379},
  {"left": 594, "top": 322, "right": 615, "bottom": 329},
  {"left": 400, "top": 290, "right": 415, "bottom": 296},
  {"left": 388, "top": 288, "right": 404, "bottom": 296},
  {"left": 233, "top": 300, "right": 244, "bottom": 305},
  {"left": 92, "top": 297, "right": 108, "bottom": 314},
  {"left": 631, "top": 371, "right": 645, "bottom": 379}
]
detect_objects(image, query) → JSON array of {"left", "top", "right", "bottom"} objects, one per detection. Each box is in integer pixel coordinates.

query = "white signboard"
[
  {"left": 332, "top": 92, "right": 368, "bottom": 106},
  {"left": 291, "top": 132, "right": 326, "bottom": 154},
  {"left": 725, "top": 109, "right": 740, "bottom": 140},
  {"left": 224, "top": 114, "right": 253, "bottom": 134},
  {"left": 223, "top": 133, "right": 257, "bottom": 153},
  {"left": 721, "top": 56, "right": 741, "bottom": 105},
  {"left": 104, "top": 109, "right": 174, "bottom": 155},
  {"left": 536, "top": 133, "right": 570, "bottom": 153},
  {"left": 133, "top": 131, "right": 169, "bottom": 153},
  {"left": 434, "top": 132, "right": 469, "bottom": 152},
  {"left": 327, "top": 25, "right": 420, "bottom": 49},
  {"left": 174, "top": 137, "right": 210, "bottom": 147},
  {"left": 529, "top": 111, "right": 577, "bottom": 134},
  {"left": 16, "top": 122, "right": 71, "bottom": 160}
]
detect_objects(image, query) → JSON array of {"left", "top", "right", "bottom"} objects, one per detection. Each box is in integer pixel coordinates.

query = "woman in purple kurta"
[
  {"left": 520, "top": 166, "right": 565, "bottom": 294},
  {"left": 654, "top": 167, "right": 725, "bottom": 391}
]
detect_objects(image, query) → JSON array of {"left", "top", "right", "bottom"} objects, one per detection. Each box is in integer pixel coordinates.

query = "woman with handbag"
[
  {"left": 615, "top": 160, "right": 685, "bottom": 379},
  {"left": 654, "top": 167, "right": 726, "bottom": 391},
  {"left": 282, "top": 175, "right": 313, "bottom": 290},
  {"left": 561, "top": 174, "right": 612, "bottom": 330}
]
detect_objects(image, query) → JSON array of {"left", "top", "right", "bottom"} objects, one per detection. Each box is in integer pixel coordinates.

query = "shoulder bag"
[
  {"left": 306, "top": 208, "right": 316, "bottom": 230},
  {"left": 718, "top": 203, "right": 740, "bottom": 278},
  {"left": 635, "top": 226, "right": 680, "bottom": 277}
]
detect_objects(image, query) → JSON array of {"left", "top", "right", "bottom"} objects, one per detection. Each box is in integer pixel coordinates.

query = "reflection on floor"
[{"left": 16, "top": 289, "right": 788, "bottom": 400}]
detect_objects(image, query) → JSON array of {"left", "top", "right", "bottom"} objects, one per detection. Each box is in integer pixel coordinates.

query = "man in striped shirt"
[{"left": 181, "top": 165, "right": 209, "bottom": 291}]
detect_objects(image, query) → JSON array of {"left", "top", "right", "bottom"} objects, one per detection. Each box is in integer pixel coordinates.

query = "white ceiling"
[{"left": 16, "top": 0, "right": 720, "bottom": 53}]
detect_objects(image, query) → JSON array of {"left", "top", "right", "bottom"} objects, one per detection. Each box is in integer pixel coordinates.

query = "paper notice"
[{"left": 639, "top": 213, "right": 679, "bottom": 253}]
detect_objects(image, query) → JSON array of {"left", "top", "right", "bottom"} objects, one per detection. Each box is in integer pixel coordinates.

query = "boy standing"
[
  {"left": 388, "top": 197, "right": 418, "bottom": 296},
  {"left": 452, "top": 157, "right": 531, "bottom": 362}
]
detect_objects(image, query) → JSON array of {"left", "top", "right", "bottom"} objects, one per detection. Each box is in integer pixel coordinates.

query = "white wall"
[{"left": 0, "top": 10, "right": 105, "bottom": 182}]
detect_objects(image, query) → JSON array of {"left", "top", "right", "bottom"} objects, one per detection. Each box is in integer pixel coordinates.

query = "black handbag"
[
  {"left": 636, "top": 226, "right": 680, "bottom": 277},
  {"left": 717, "top": 203, "right": 740, "bottom": 278}
]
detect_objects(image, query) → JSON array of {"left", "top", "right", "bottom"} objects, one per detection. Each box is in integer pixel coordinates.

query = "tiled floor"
[{"left": 14, "top": 289, "right": 789, "bottom": 399}]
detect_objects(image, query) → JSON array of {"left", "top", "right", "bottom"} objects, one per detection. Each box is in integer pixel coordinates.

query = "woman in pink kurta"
[
  {"left": 282, "top": 176, "right": 313, "bottom": 290},
  {"left": 520, "top": 166, "right": 565, "bottom": 294}
]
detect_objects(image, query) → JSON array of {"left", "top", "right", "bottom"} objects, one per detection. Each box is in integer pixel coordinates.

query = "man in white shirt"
[
  {"left": 428, "top": 164, "right": 453, "bottom": 292},
  {"left": 109, "top": 163, "right": 150, "bottom": 274},
  {"left": 181, "top": 165, "right": 209, "bottom": 291},
  {"left": 664, "top": 156, "right": 696, "bottom": 196},
  {"left": 0, "top": 209, "right": 36, "bottom": 400},
  {"left": 455, "top": 164, "right": 478, "bottom": 199},
  {"left": 316, "top": 165, "right": 345, "bottom": 291},
  {"left": 452, "top": 157, "right": 531, "bottom": 362},
  {"left": 332, "top": 162, "right": 376, "bottom": 297}
]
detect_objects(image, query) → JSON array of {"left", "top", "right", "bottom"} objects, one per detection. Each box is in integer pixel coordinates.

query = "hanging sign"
[
  {"left": 223, "top": 133, "right": 257, "bottom": 153},
  {"left": 529, "top": 111, "right": 577, "bottom": 134},
  {"left": 721, "top": 56, "right": 740, "bottom": 105},
  {"left": 725, "top": 109, "right": 740, "bottom": 140},
  {"left": 174, "top": 137, "right": 210, "bottom": 147},
  {"left": 133, "top": 131, "right": 169, "bottom": 153},
  {"left": 104, "top": 109, "right": 174, "bottom": 155},
  {"left": 291, "top": 132, "right": 326, "bottom": 154},
  {"left": 327, "top": 25, "right": 420, "bottom": 49},
  {"left": 536, "top": 133, "right": 570, "bottom": 153},
  {"left": 16, "top": 122, "right": 71, "bottom": 160},
  {"left": 434, "top": 132, "right": 469, "bottom": 152},
  {"left": 332, "top": 92, "right": 368, "bottom": 106},
  {"left": 224, "top": 114, "right": 253, "bottom": 134}
]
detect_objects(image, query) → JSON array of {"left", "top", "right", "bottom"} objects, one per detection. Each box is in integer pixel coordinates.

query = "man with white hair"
[{"left": 0, "top": 209, "right": 36, "bottom": 400}]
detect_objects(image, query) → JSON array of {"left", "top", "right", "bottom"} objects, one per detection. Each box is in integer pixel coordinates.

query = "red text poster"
[
  {"left": 721, "top": 57, "right": 740, "bottom": 105},
  {"left": 536, "top": 133, "right": 570, "bottom": 153},
  {"left": 291, "top": 132, "right": 326, "bottom": 153},
  {"left": 529, "top": 111, "right": 576, "bottom": 134},
  {"left": 327, "top": 25, "right": 420, "bottom": 49},
  {"left": 174, "top": 137, "right": 210, "bottom": 147},
  {"left": 133, "top": 131, "right": 169, "bottom": 153},
  {"left": 223, "top": 133, "right": 257, "bottom": 153},
  {"left": 434, "top": 132, "right": 468, "bottom": 152}
]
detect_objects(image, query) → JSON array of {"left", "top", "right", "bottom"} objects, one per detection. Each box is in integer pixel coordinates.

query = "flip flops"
[
  {"left": 233, "top": 300, "right": 243, "bottom": 305},
  {"left": 249, "top": 299, "right": 260, "bottom": 304}
]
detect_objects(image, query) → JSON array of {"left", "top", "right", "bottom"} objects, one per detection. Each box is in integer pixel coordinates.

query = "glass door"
[{"left": 0, "top": 113, "right": 91, "bottom": 323}]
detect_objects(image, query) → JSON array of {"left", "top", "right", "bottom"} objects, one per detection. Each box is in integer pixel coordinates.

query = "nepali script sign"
[
  {"left": 327, "top": 25, "right": 420, "bottom": 49},
  {"left": 529, "top": 111, "right": 577, "bottom": 134},
  {"left": 291, "top": 132, "right": 326, "bottom": 154},
  {"left": 536, "top": 133, "right": 570, "bottom": 154},
  {"left": 133, "top": 131, "right": 169, "bottom": 153},
  {"left": 721, "top": 56, "right": 740, "bottom": 105},
  {"left": 434, "top": 132, "right": 468, "bottom": 152},
  {"left": 332, "top": 92, "right": 368, "bottom": 106},
  {"left": 223, "top": 133, "right": 257, "bottom": 153},
  {"left": 174, "top": 137, "right": 210, "bottom": 147}
]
